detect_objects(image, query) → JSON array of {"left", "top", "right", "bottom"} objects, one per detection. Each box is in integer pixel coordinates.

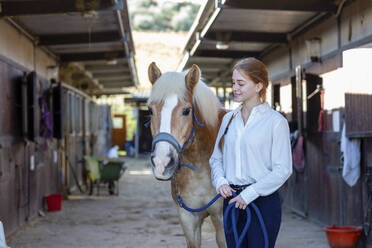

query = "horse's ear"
[
  {"left": 185, "top": 64, "right": 200, "bottom": 92},
  {"left": 148, "top": 62, "right": 162, "bottom": 85}
]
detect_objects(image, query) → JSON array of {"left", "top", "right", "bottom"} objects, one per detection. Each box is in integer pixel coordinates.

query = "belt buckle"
[{"left": 230, "top": 184, "right": 248, "bottom": 191}]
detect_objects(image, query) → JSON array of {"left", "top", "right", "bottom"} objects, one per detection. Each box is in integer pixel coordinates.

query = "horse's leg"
[
  {"left": 178, "top": 208, "right": 203, "bottom": 248},
  {"left": 210, "top": 212, "right": 226, "bottom": 248}
]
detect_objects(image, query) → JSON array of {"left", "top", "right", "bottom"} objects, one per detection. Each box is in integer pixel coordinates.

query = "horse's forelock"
[{"left": 148, "top": 71, "right": 222, "bottom": 128}]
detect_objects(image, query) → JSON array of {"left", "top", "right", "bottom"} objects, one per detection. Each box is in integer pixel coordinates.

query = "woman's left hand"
[{"left": 228, "top": 194, "right": 248, "bottom": 209}]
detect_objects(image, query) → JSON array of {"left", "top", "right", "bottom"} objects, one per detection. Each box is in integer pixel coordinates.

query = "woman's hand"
[
  {"left": 229, "top": 195, "right": 248, "bottom": 209},
  {"left": 218, "top": 184, "right": 236, "bottom": 198}
]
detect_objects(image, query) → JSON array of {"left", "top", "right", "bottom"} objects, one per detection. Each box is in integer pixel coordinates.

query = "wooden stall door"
[{"left": 112, "top": 115, "right": 126, "bottom": 150}]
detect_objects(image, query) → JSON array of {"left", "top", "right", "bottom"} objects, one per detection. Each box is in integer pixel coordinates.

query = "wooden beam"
[
  {"left": 101, "top": 82, "right": 133, "bottom": 88},
  {"left": 94, "top": 75, "right": 132, "bottom": 80},
  {"left": 93, "top": 72, "right": 128, "bottom": 78},
  {"left": 0, "top": 0, "right": 121, "bottom": 17},
  {"left": 205, "top": 31, "right": 287, "bottom": 43},
  {"left": 220, "top": 0, "right": 337, "bottom": 12},
  {"left": 87, "top": 65, "right": 130, "bottom": 74},
  {"left": 100, "top": 79, "right": 131, "bottom": 84},
  {"left": 60, "top": 51, "right": 126, "bottom": 62},
  {"left": 38, "top": 31, "right": 122, "bottom": 46},
  {"left": 195, "top": 50, "right": 259, "bottom": 59}
]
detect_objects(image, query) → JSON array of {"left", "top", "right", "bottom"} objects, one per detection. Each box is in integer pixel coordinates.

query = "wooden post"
[
  {"left": 296, "top": 65, "right": 304, "bottom": 134},
  {"left": 135, "top": 102, "right": 140, "bottom": 158},
  {"left": 223, "top": 81, "right": 226, "bottom": 107}
]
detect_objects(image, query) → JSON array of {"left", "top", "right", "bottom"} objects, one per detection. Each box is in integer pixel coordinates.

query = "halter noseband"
[{"left": 150, "top": 105, "right": 204, "bottom": 171}]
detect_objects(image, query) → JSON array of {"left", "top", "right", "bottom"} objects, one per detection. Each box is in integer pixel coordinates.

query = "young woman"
[{"left": 209, "top": 57, "right": 292, "bottom": 247}]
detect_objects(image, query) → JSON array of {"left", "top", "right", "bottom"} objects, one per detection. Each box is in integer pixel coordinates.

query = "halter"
[{"left": 149, "top": 105, "right": 204, "bottom": 171}]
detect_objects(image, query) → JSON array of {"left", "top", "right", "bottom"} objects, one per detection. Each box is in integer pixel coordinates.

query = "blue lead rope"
[{"left": 176, "top": 192, "right": 269, "bottom": 248}]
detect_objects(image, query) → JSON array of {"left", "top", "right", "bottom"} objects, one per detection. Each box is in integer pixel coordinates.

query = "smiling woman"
[{"left": 210, "top": 57, "right": 292, "bottom": 248}]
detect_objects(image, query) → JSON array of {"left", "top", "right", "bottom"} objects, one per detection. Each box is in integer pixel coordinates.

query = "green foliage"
[{"left": 130, "top": 0, "right": 200, "bottom": 32}]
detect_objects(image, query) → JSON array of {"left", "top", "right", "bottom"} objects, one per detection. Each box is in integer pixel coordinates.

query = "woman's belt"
[{"left": 229, "top": 184, "right": 251, "bottom": 191}]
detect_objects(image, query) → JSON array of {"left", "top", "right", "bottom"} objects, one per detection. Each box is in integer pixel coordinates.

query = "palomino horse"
[{"left": 147, "top": 62, "right": 226, "bottom": 248}]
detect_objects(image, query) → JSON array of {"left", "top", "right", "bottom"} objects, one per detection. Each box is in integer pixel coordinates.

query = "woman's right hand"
[{"left": 218, "top": 184, "right": 236, "bottom": 198}]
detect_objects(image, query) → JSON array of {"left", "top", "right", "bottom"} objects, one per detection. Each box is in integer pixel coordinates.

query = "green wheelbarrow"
[{"left": 84, "top": 156, "right": 127, "bottom": 195}]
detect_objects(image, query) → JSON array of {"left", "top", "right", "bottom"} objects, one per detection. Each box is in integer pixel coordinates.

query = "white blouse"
[{"left": 209, "top": 102, "right": 292, "bottom": 205}]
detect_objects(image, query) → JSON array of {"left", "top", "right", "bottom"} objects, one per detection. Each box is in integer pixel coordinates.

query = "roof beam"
[
  {"left": 38, "top": 31, "right": 122, "bottom": 46},
  {"left": 86, "top": 64, "right": 130, "bottom": 72},
  {"left": 100, "top": 79, "right": 131, "bottom": 84},
  {"left": 93, "top": 72, "right": 129, "bottom": 78},
  {"left": 195, "top": 50, "right": 259, "bottom": 59},
  {"left": 205, "top": 31, "right": 287, "bottom": 43},
  {"left": 219, "top": 0, "right": 337, "bottom": 12},
  {"left": 94, "top": 75, "right": 132, "bottom": 80},
  {"left": 92, "top": 88, "right": 130, "bottom": 96},
  {"left": 60, "top": 51, "right": 127, "bottom": 62},
  {"left": 101, "top": 82, "right": 132, "bottom": 88},
  {"left": 0, "top": 0, "right": 121, "bottom": 18}
]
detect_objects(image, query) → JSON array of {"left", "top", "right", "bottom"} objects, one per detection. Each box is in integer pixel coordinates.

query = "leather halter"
[{"left": 149, "top": 105, "right": 204, "bottom": 171}]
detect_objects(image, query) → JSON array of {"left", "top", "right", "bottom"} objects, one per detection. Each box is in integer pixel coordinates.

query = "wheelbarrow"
[{"left": 83, "top": 156, "right": 127, "bottom": 195}]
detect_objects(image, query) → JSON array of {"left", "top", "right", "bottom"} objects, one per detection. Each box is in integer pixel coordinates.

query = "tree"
[{"left": 129, "top": 1, "right": 200, "bottom": 32}]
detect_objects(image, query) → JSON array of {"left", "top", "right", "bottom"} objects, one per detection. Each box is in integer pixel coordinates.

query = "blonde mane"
[{"left": 148, "top": 71, "right": 222, "bottom": 128}]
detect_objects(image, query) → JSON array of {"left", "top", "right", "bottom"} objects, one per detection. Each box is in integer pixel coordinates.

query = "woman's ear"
[{"left": 256, "top": 82, "right": 263, "bottom": 93}]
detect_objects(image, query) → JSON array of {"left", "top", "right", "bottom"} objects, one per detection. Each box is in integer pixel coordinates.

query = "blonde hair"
[{"left": 233, "top": 57, "right": 269, "bottom": 102}]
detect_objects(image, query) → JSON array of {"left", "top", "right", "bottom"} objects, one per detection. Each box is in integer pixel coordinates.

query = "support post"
[{"left": 135, "top": 102, "right": 140, "bottom": 158}]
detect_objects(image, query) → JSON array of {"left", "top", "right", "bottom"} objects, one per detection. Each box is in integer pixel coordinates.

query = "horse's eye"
[
  {"left": 182, "top": 107, "right": 191, "bottom": 116},
  {"left": 148, "top": 107, "right": 153, "bottom": 115}
]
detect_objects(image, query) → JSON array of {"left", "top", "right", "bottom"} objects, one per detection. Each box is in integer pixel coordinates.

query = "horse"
[{"left": 147, "top": 62, "right": 227, "bottom": 248}]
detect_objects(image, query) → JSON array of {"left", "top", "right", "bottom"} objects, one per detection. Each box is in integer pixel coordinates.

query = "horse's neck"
[
  {"left": 184, "top": 108, "right": 226, "bottom": 163},
  {"left": 172, "top": 108, "right": 226, "bottom": 198}
]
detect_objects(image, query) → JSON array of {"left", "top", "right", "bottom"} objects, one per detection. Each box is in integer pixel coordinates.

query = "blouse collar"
[{"left": 233, "top": 102, "right": 270, "bottom": 116}]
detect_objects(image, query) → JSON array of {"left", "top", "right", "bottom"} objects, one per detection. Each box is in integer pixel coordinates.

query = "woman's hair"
[{"left": 233, "top": 57, "right": 269, "bottom": 102}]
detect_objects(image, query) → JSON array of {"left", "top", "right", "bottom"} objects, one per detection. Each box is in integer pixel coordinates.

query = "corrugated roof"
[
  {"left": 1, "top": 0, "right": 138, "bottom": 95},
  {"left": 179, "top": 0, "right": 337, "bottom": 87}
]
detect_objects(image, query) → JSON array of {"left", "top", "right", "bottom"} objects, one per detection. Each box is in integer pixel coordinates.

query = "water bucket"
[
  {"left": 324, "top": 225, "right": 362, "bottom": 248},
  {"left": 45, "top": 194, "right": 62, "bottom": 211},
  {"left": 0, "top": 221, "right": 9, "bottom": 248}
]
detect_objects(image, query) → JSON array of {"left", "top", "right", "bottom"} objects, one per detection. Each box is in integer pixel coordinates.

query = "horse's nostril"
[
  {"left": 169, "top": 157, "right": 174, "bottom": 166},
  {"left": 150, "top": 155, "right": 156, "bottom": 167}
]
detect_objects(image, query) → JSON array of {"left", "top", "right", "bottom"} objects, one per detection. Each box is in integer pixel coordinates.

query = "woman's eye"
[
  {"left": 148, "top": 107, "right": 153, "bottom": 115},
  {"left": 182, "top": 107, "right": 191, "bottom": 116}
]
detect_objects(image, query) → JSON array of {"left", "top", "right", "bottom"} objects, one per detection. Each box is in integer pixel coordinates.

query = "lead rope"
[{"left": 176, "top": 192, "right": 269, "bottom": 248}]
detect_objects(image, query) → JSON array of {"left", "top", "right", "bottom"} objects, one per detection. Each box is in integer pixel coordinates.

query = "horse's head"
[{"left": 147, "top": 62, "right": 201, "bottom": 180}]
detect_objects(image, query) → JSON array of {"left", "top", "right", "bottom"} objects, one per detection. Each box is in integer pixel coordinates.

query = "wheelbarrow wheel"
[
  {"left": 108, "top": 181, "right": 115, "bottom": 195},
  {"left": 83, "top": 172, "right": 94, "bottom": 195},
  {"left": 84, "top": 177, "right": 94, "bottom": 195}
]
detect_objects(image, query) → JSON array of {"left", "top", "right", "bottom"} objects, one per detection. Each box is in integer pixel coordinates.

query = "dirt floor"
[{"left": 7, "top": 157, "right": 329, "bottom": 248}]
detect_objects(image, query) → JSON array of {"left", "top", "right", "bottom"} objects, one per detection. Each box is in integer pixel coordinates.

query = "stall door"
[{"left": 112, "top": 115, "right": 126, "bottom": 150}]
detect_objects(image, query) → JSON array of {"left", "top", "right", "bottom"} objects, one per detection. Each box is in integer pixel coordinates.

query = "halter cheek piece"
[{"left": 149, "top": 105, "right": 204, "bottom": 171}]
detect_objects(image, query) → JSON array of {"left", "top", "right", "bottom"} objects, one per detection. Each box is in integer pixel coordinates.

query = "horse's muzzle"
[{"left": 150, "top": 153, "right": 178, "bottom": 181}]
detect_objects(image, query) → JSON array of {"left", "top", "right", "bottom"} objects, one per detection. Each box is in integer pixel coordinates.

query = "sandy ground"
[{"left": 8, "top": 157, "right": 329, "bottom": 248}]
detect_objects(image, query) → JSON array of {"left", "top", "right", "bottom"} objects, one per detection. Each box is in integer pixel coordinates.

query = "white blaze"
[{"left": 153, "top": 94, "right": 178, "bottom": 175}]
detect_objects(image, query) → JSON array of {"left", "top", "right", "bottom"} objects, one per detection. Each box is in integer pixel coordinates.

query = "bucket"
[
  {"left": 324, "top": 225, "right": 362, "bottom": 248},
  {"left": 45, "top": 194, "right": 62, "bottom": 211}
]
